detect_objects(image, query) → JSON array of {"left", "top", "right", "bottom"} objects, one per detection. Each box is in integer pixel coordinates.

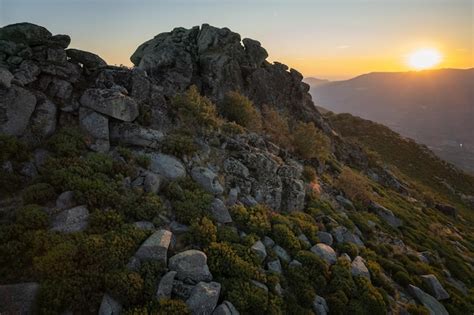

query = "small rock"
[
  {"left": 51, "top": 205, "right": 89, "bottom": 233},
  {"left": 169, "top": 220, "right": 190, "bottom": 234},
  {"left": 310, "top": 243, "right": 337, "bottom": 265},
  {"left": 263, "top": 236, "right": 275, "bottom": 248},
  {"left": 56, "top": 191, "right": 76, "bottom": 210},
  {"left": 251, "top": 280, "right": 268, "bottom": 292},
  {"left": 156, "top": 271, "right": 177, "bottom": 300},
  {"left": 226, "top": 188, "right": 239, "bottom": 206},
  {"left": 251, "top": 240, "right": 267, "bottom": 262},
  {"left": 0, "top": 282, "right": 40, "bottom": 314},
  {"left": 273, "top": 245, "right": 291, "bottom": 263},
  {"left": 317, "top": 231, "right": 333, "bottom": 246},
  {"left": 267, "top": 259, "right": 282, "bottom": 274},
  {"left": 143, "top": 171, "right": 161, "bottom": 194},
  {"left": 312, "top": 295, "right": 329, "bottom": 315},
  {"left": 336, "top": 195, "right": 355, "bottom": 210},
  {"left": 421, "top": 274, "right": 450, "bottom": 300},
  {"left": 134, "top": 229, "right": 172, "bottom": 264},
  {"left": 340, "top": 253, "right": 352, "bottom": 263},
  {"left": 351, "top": 256, "right": 370, "bottom": 279},
  {"left": 79, "top": 107, "right": 110, "bottom": 152},
  {"left": 191, "top": 167, "right": 224, "bottom": 195},
  {"left": 210, "top": 198, "right": 232, "bottom": 223},
  {"left": 133, "top": 221, "right": 155, "bottom": 231},
  {"left": 298, "top": 233, "right": 311, "bottom": 248},
  {"left": 369, "top": 202, "right": 402, "bottom": 228},
  {"left": 169, "top": 250, "right": 212, "bottom": 283},
  {"left": 289, "top": 259, "right": 303, "bottom": 268},
  {"left": 0, "top": 67, "right": 14, "bottom": 88},
  {"left": 186, "top": 281, "right": 221, "bottom": 315},
  {"left": 98, "top": 293, "right": 122, "bottom": 315},
  {"left": 110, "top": 122, "right": 164, "bottom": 148},
  {"left": 409, "top": 285, "right": 449, "bottom": 315}
]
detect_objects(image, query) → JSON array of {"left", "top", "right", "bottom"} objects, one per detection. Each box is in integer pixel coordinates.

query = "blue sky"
[{"left": 1, "top": 0, "right": 472, "bottom": 79}]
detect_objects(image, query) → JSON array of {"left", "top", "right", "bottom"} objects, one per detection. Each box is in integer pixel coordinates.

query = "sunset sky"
[{"left": 1, "top": 0, "right": 472, "bottom": 79}]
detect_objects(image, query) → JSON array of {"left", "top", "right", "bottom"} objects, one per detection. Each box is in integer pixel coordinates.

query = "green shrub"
[
  {"left": 285, "top": 265, "right": 317, "bottom": 308},
  {"left": 221, "top": 121, "right": 245, "bottom": 135},
  {"left": 135, "top": 155, "right": 151, "bottom": 169},
  {"left": 230, "top": 204, "right": 271, "bottom": 236},
  {"left": 224, "top": 278, "right": 269, "bottom": 314},
  {"left": 393, "top": 271, "right": 412, "bottom": 287},
  {"left": 335, "top": 242, "right": 359, "bottom": 259},
  {"left": 48, "top": 127, "right": 86, "bottom": 157},
  {"left": 16, "top": 205, "right": 49, "bottom": 230},
  {"left": 406, "top": 304, "right": 429, "bottom": 315},
  {"left": 156, "top": 299, "right": 190, "bottom": 315},
  {"left": 326, "top": 290, "right": 349, "bottom": 315},
  {"left": 261, "top": 105, "right": 293, "bottom": 150},
  {"left": 217, "top": 226, "right": 240, "bottom": 243},
  {"left": 22, "top": 183, "right": 56, "bottom": 205},
  {"left": 89, "top": 209, "right": 125, "bottom": 233},
  {"left": 220, "top": 91, "right": 262, "bottom": 131},
  {"left": 139, "top": 261, "right": 165, "bottom": 302},
  {"left": 189, "top": 217, "right": 217, "bottom": 247},
  {"left": 105, "top": 270, "right": 145, "bottom": 306},
  {"left": 302, "top": 165, "right": 317, "bottom": 182},
  {"left": 327, "top": 258, "right": 355, "bottom": 296},
  {"left": 335, "top": 167, "right": 372, "bottom": 207},
  {"left": 295, "top": 251, "right": 329, "bottom": 286},
  {"left": 172, "top": 85, "right": 220, "bottom": 134},
  {"left": 167, "top": 180, "right": 213, "bottom": 224},
  {"left": 292, "top": 121, "right": 330, "bottom": 161},
  {"left": 161, "top": 130, "right": 198, "bottom": 157},
  {"left": 289, "top": 212, "right": 319, "bottom": 244},
  {"left": 206, "top": 242, "right": 261, "bottom": 280},
  {"left": 0, "top": 134, "right": 30, "bottom": 162},
  {"left": 272, "top": 224, "right": 301, "bottom": 254},
  {"left": 350, "top": 277, "right": 386, "bottom": 315}
]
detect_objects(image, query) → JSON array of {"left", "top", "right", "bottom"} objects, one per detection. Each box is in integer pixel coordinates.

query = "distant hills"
[{"left": 306, "top": 68, "right": 474, "bottom": 173}]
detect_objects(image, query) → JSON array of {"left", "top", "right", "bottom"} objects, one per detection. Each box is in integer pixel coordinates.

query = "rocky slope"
[{"left": 0, "top": 23, "right": 473, "bottom": 315}]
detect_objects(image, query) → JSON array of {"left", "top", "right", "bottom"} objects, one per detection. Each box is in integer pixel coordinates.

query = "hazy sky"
[{"left": 1, "top": 0, "right": 472, "bottom": 79}]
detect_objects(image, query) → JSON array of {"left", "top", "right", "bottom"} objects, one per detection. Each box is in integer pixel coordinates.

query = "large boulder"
[
  {"left": 351, "top": 256, "right": 370, "bottom": 279},
  {"left": 213, "top": 300, "right": 240, "bottom": 315},
  {"left": 0, "top": 85, "right": 36, "bottom": 136},
  {"left": 317, "top": 231, "right": 333, "bottom": 246},
  {"left": 0, "top": 22, "right": 52, "bottom": 45},
  {"left": 210, "top": 198, "right": 232, "bottom": 223},
  {"left": 66, "top": 48, "right": 107, "bottom": 72},
  {"left": 312, "top": 295, "right": 329, "bottom": 315},
  {"left": 369, "top": 202, "right": 402, "bottom": 228},
  {"left": 56, "top": 191, "right": 76, "bottom": 210},
  {"left": 147, "top": 152, "right": 186, "bottom": 181},
  {"left": 310, "top": 243, "right": 337, "bottom": 265},
  {"left": 251, "top": 240, "right": 267, "bottom": 262},
  {"left": 421, "top": 274, "right": 450, "bottom": 301},
  {"left": 409, "top": 285, "right": 449, "bottom": 315},
  {"left": 51, "top": 205, "right": 89, "bottom": 233},
  {"left": 191, "top": 167, "right": 224, "bottom": 195},
  {"left": 134, "top": 229, "right": 172, "bottom": 264},
  {"left": 79, "top": 107, "right": 110, "bottom": 153},
  {"left": 169, "top": 250, "right": 212, "bottom": 283},
  {"left": 186, "top": 281, "right": 221, "bottom": 315},
  {"left": 80, "top": 88, "right": 139, "bottom": 122},
  {"left": 26, "top": 95, "right": 57, "bottom": 140},
  {"left": 0, "top": 282, "right": 40, "bottom": 314},
  {"left": 110, "top": 122, "right": 164, "bottom": 148},
  {"left": 98, "top": 293, "right": 122, "bottom": 315}
]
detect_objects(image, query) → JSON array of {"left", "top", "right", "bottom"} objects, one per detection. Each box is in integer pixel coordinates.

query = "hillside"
[
  {"left": 308, "top": 69, "right": 474, "bottom": 173},
  {"left": 1, "top": 23, "right": 473, "bottom": 315}
]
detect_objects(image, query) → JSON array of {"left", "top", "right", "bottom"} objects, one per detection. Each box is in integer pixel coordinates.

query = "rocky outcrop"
[
  {"left": 0, "top": 85, "right": 36, "bottom": 136},
  {"left": 80, "top": 88, "right": 139, "bottom": 122}
]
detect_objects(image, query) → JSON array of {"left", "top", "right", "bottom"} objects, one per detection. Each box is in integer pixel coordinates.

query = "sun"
[{"left": 407, "top": 48, "right": 442, "bottom": 70}]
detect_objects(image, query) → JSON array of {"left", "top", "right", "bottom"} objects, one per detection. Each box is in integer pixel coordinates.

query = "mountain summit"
[{"left": 0, "top": 23, "right": 473, "bottom": 315}]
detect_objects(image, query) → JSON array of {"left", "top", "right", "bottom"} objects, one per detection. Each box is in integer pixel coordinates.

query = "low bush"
[
  {"left": 302, "top": 165, "right": 317, "bottom": 182},
  {"left": 261, "top": 105, "right": 292, "bottom": 149},
  {"left": 230, "top": 204, "right": 271, "bottom": 236},
  {"left": 406, "top": 303, "right": 430, "bottom": 315},
  {"left": 335, "top": 167, "right": 372, "bottom": 207},
  {"left": 22, "top": 183, "right": 56, "bottom": 205},
  {"left": 349, "top": 277, "right": 386, "bottom": 315},
  {"left": 272, "top": 224, "right": 301, "bottom": 254},
  {"left": 16, "top": 204, "right": 49, "bottom": 230},
  {"left": 327, "top": 258, "right": 355, "bottom": 297},
  {"left": 88, "top": 209, "right": 125, "bottom": 233},
  {"left": 189, "top": 217, "right": 217, "bottom": 247},
  {"left": 326, "top": 290, "right": 349, "bottom": 315},
  {"left": 224, "top": 278, "right": 269, "bottom": 315},
  {"left": 220, "top": 91, "right": 262, "bottom": 131},
  {"left": 393, "top": 270, "right": 412, "bottom": 287},
  {"left": 161, "top": 130, "right": 198, "bottom": 157},
  {"left": 47, "top": 127, "right": 86, "bottom": 157},
  {"left": 292, "top": 121, "right": 330, "bottom": 161}
]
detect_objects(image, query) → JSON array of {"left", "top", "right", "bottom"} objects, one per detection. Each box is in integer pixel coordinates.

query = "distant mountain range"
[{"left": 306, "top": 68, "right": 474, "bottom": 173}]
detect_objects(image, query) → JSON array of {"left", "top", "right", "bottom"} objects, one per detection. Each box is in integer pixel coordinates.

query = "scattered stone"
[
  {"left": 134, "top": 229, "right": 172, "bottom": 264},
  {"left": 51, "top": 205, "right": 89, "bottom": 233},
  {"left": 267, "top": 259, "right": 282, "bottom": 274},
  {"left": 169, "top": 250, "right": 212, "bottom": 283},
  {"left": 56, "top": 191, "right": 76, "bottom": 210},
  {"left": 409, "top": 285, "right": 449, "bottom": 315},
  {"left": 369, "top": 202, "right": 402, "bottom": 228},
  {"left": 251, "top": 280, "right": 268, "bottom": 292},
  {"left": 186, "top": 281, "right": 221, "bottom": 315},
  {"left": 263, "top": 236, "right": 275, "bottom": 248},
  {"left": 143, "top": 171, "right": 161, "bottom": 194},
  {"left": 191, "top": 167, "right": 224, "bottom": 195},
  {"left": 317, "top": 231, "right": 333, "bottom": 246},
  {"left": 289, "top": 259, "right": 303, "bottom": 268},
  {"left": 212, "top": 300, "right": 240, "bottom": 315},
  {"left": 310, "top": 243, "right": 337, "bottom": 265},
  {"left": 169, "top": 220, "right": 190, "bottom": 234},
  {"left": 0, "top": 282, "right": 40, "bottom": 314},
  {"left": 251, "top": 240, "right": 267, "bottom": 262},
  {"left": 275, "top": 283, "right": 283, "bottom": 296},
  {"left": 336, "top": 195, "right": 355, "bottom": 210},
  {"left": 226, "top": 188, "right": 239, "bottom": 206},
  {"left": 298, "top": 233, "right": 311, "bottom": 248},
  {"left": 148, "top": 153, "right": 186, "bottom": 181},
  {"left": 133, "top": 221, "right": 155, "bottom": 231},
  {"left": 340, "top": 253, "right": 352, "bottom": 263},
  {"left": 351, "top": 256, "right": 370, "bottom": 279},
  {"left": 313, "top": 295, "right": 329, "bottom": 315},
  {"left": 273, "top": 245, "right": 291, "bottom": 263},
  {"left": 421, "top": 274, "right": 450, "bottom": 300},
  {"left": 0, "top": 85, "right": 36, "bottom": 136},
  {"left": 0, "top": 67, "right": 13, "bottom": 88},
  {"left": 80, "top": 88, "right": 139, "bottom": 122},
  {"left": 79, "top": 107, "right": 110, "bottom": 152},
  {"left": 156, "top": 271, "right": 177, "bottom": 300},
  {"left": 98, "top": 293, "right": 122, "bottom": 315},
  {"left": 210, "top": 198, "right": 232, "bottom": 223}
]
